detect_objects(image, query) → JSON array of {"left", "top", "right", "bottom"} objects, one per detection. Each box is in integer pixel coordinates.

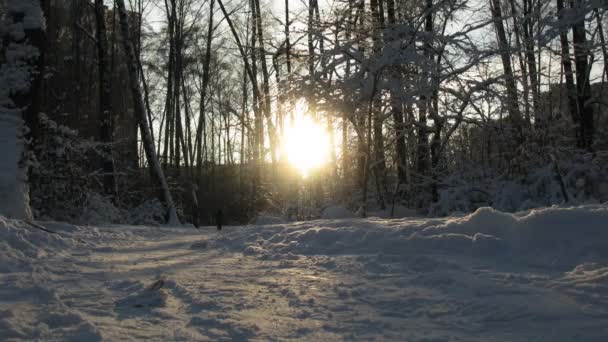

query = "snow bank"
[
  {"left": 215, "top": 205, "right": 608, "bottom": 266},
  {"left": 0, "top": 215, "right": 144, "bottom": 273},
  {"left": 431, "top": 157, "right": 608, "bottom": 216},
  {"left": 77, "top": 195, "right": 165, "bottom": 226},
  {"left": 0, "top": 217, "right": 77, "bottom": 272}
]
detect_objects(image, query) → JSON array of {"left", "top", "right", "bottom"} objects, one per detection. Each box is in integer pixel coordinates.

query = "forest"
[
  {"left": 1, "top": 0, "right": 607, "bottom": 225},
  {"left": 2, "top": 1, "right": 608, "bottom": 340}
]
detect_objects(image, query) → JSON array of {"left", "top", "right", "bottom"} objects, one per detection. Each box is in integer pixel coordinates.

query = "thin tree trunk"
[
  {"left": 594, "top": 9, "right": 608, "bottom": 81},
  {"left": 571, "top": 0, "right": 594, "bottom": 151},
  {"left": 94, "top": 0, "right": 117, "bottom": 198},
  {"left": 386, "top": 0, "right": 407, "bottom": 190},
  {"left": 116, "top": 0, "right": 179, "bottom": 224},
  {"left": 556, "top": 0, "right": 579, "bottom": 131},
  {"left": 509, "top": 0, "right": 532, "bottom": 123},
  {"left": 490, "top": 0, "right": 524, "bottom": 140},
  {"left": 308, "top": 0, "right": 316, "bottom": 81},
  {"left": 285, "top": 0, "right": 292, "bottom": 75},
  {"left": 247, "top": 0, "right": 263, "bottom": 184},
  {"left": 522, "top": 0, "right": 540, "bottom": 129},
  {"left": 416, "top": 0, "right": 433, "bottom": 208},
  {"left": 253, "top": 0, "right": 278, "bottom": 164},
  {"left": 595, "top": 9, "right": 608, "bottom": 81},
  {"left": 370, "top": 0, "right": 386, "bottom": 209},
  {"left": 196, "top": 0, "right": 215, "bottom": 173}
]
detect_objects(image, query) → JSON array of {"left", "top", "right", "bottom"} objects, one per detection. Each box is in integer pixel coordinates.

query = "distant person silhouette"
[{"left": 216, "top": 209, "right": 223, "bottom": 231}]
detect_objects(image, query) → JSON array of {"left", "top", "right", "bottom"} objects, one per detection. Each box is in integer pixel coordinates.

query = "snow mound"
[
  {"left": 320, "top": 206, "right": 356, "bottom": 219},
  {"left": 0, "top": 217, "right": 77, "bottom": 272},
  {"left": 215, "top": 205, "right": 608, "bottom": 266}
]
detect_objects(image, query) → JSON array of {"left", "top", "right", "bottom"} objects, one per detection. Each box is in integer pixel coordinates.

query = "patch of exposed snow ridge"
[{"left": 218, "top": 205, "right": 608, "bottom": 265}]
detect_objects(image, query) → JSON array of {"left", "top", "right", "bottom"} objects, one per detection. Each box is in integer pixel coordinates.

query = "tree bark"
[
  {"left": 370, "top": 0, "right": 387, "bottom": 209},
  {"left": 195, "top": 0, "right": 214, "bottom": 171},
  {"left": 490, "top": 0, "right": 524, "bottom": 140},
  {"left": 386, "top": 0, "right": 407, "bottom": 188},
  {"left": 253, "top": 0, "right": 278, "bottom": 164},
  {"left": 416, "top": 0, "right": 433, "bottom": 208},
  {"left": 116, "top": 0, "right": 179, "bottom": 224},
  {"left": 94, "top": 0, "right": 117, "bottom": 198},
  {"left": 556, "top": 0, "right": 579, "bottom": 131},
  {"left": 522, "top": 0, "right": 540, "bottom": 127},
  {"left": 571, "top": 0, "right": 594, "bottom": 151}
]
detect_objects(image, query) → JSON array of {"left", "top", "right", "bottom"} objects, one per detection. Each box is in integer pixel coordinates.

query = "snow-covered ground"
[{"left": 1, "top": 205, "right": 608, "bottom": 341}]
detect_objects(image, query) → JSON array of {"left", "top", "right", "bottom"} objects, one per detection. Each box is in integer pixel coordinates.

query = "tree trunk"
[
  {"left": 356, "top": 0, "right": 367, "bottom": 201},
  {"left": 285, "top": 0, "right": 292, "bottom": 75},
  {"left": 248, "top": 0, "right": 263, "bottom": 185},
  {"left": 308, "top": 0, "right": 316, "bottom": 82},
  {"left": 94, "top": 0, "right": 117, "bottom": 198},
  {"left": 490, "top": 0, "right": 524, "bottom": 140},
  {"left": 370, "top": 0, "right": 387, "bottom": 209},
  {"left": 386, "top": 0, "right": 407, "bottom": 188},
  {"left": 253, "top": 0, "right": 278, "bottom": 164},
  {"left": 556, "top": 0, "right": 579, "bottom": 131},
  {"left": 508, "top": 0, "right": 531, "bottom": 123},
  {"left": 416, "top": 0, "right": 433, "bottom": 208},
  {"left": 522, "top": 0, "right": 540, "bottom": 128},
  {"left": 116, "top": 0, "right": 179, "bottom": 224},
  {"left": 595, "top": 9, "right": 608, "bottom": 81},
  {"left": 571, "top": 0, "right": 594, "bottom": 151},
  {"left": 195, "top": 0, "right": 214, "bottom": 171}
]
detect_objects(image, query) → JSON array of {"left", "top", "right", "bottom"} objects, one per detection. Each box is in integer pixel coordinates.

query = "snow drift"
[{"left": 216, "top": 205, "right": 608, "bottom": 266}]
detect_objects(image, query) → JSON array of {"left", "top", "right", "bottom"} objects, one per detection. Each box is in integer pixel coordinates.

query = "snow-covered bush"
[
  {"left": 77, "top": 194, "right": 164, "bottom": 226},
  {"left": 28, "top": 114, "right": 164, "bottom": 225},
  {"left": 430, "top": 153, "right": 608, "bottom": 216},
  {"left": 125, "top": 199, "right": 165, "bottom": 225},
  {"left": 29, "top": 114, "right": 105, "bottom": 221}
]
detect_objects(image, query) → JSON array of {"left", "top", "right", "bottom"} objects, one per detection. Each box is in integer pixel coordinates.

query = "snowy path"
[{"left": 1, "top": 206, "right": 608, "bottom": 341}]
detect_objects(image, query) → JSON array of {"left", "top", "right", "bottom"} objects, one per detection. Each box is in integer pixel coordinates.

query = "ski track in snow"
[{"left": 1, "top": 206, "right": 608, "bottom": 341}]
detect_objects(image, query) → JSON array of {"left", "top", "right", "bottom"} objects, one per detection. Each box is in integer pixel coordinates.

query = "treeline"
[{"left": 1, "top": 0, "right": 607, "bottom": 224}]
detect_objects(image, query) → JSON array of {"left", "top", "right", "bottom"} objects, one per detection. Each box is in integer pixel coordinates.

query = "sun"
[{"left": 282, "top": 100, "right": 330, "bottom": 178}]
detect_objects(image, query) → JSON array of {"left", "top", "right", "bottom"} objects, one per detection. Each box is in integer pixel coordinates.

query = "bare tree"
[
  {"left": 116, "top": 0, "right": 179, "bottom": 224},
  {"left": 490, "top": 0, "right": 524, "bottom": 139},
  {"left": 94, "top": 0, "right": 117, "bottom": 197}
]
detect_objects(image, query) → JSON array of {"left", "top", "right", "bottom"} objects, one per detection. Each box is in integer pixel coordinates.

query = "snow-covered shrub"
[
  {"left": 125, "top": 199, "right": 165, "bottom": 225},
  {"left": 430, "top": 152, "right": 608, "bottom": 216},
  {"left": 77, "top": 193, "right": 123, "bottom": 225},
  {"left": 28, "top": 114, "right": 166, "bottom": 225},
  {"left": 29, "top": 114, "right": 106, "bottom": 221},
  {"left": 74, "top": 195, "right": 164, "bottom": 226}
]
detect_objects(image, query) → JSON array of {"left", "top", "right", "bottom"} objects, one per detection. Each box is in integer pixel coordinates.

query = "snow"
[
  {"left": 1, "top": 205, "right": 608, "bottom": 340},
  {"left": 0, "top": 0, "right": 45, "bottom": 221},
  {"left": 6, "top": 0, "right": 46, "bottom": 31}
]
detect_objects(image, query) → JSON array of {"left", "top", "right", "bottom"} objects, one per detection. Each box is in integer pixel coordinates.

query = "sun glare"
[{"left": 282, "top": 100, "right": 330, "bottom": 178}]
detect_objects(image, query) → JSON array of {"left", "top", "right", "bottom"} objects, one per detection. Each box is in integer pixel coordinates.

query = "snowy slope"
[{"left": 1, "top": 206, "right": 608, "bottom": 341}]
